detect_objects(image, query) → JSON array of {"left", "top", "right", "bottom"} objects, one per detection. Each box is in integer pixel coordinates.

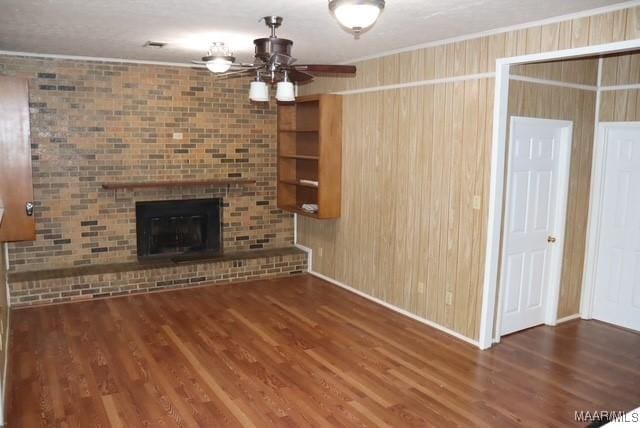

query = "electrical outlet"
[
  {"left": 472, "top": 195, "right": 481, "bottom": 210},
  {"left": 445, "top": 291, "right": 453, "bottom": 306},
  {"left": 172, "top": 132, "right": 183, "bottom": 140},
  {"left": 418, "top": 282, "right": 425, "bottom": 294}
]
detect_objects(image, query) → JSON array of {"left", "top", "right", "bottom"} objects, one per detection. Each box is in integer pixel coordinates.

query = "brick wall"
[{"left": 0, "top": 55, "right": 294, "bottom": 272}]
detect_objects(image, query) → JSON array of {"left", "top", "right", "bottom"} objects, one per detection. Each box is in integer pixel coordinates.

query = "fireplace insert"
[{"left": 136, "top": 198, "right": 222, "bottom": 260}]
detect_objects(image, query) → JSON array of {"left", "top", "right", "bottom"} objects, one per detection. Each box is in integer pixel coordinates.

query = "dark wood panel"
[
  {"left": 0, "top": 76, "right": 35, "bottom": 242},
  {"left": 8, "top": 274, "right": 640, "bottom": 426}
]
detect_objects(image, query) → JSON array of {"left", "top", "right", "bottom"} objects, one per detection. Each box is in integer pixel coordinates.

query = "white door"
[
  {"left": 590, "top": 124, "right": 640, "bottom": 332},
  {"left": 500, "top": 117, "right": 573, "bottom": 336}
]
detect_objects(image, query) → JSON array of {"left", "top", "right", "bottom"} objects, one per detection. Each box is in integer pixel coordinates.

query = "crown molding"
[{"left": 0, "top": 50, "right": 199, "bottom": 69}]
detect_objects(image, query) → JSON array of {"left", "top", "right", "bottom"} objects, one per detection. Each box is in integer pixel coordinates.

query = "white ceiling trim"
[
  {"left": 339, "top": 0, "right": 640, "bottom": 64},
  {"left": 0, "top": 1, "right": 637, "bottom": 69},
  {"left": 0, "top": 50, "right": 198, "bottom": 68}
]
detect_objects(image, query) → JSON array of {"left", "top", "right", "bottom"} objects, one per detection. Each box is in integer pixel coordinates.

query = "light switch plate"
[
  {"left": 472, "top": 195, "right": 481, "bottom": 210},
  {"left": 172, "top": 132, "right": 183, "bottom": 140}
]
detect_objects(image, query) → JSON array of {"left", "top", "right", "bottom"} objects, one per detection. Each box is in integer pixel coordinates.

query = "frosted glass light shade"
[
  {"left": 206, "top": 57, "right": 233, "bottom": 73},
  {"left": 276, "top": 81, "right": 295, "bottom": 102},
  {"left": 330, "top": 0, "right": 384, "bottom": 32},
  {"left": 249, "top": 81, "right": 269, "bottom": 102}
]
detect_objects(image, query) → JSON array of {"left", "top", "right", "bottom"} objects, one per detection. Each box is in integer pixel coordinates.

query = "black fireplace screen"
[{"left": 136, "top": 198, "right": 222, "bottom": 259}]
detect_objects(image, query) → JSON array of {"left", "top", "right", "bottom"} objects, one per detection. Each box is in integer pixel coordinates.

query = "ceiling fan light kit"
[
  {"left": 201, "top": 42, "right": 236, "bottom": 73},
  {"left": 276, "top": 81, "right": 295, "bottom": 102},
  {"left": 191, "top": 16, "right": 358, "bottom": 102},
  {"left": 329, "top": 0, "right": 385, "bottom": 34},
  {"left": 249, "top": 80, "right": 269, "bottom": 102},
  {"left": 205, "top": 56, "right": 234, "bottom": 73}
]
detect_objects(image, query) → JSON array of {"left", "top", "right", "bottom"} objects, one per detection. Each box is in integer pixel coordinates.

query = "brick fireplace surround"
[{"left": 0, "top": 55, "right": 307, "bottom": 306}]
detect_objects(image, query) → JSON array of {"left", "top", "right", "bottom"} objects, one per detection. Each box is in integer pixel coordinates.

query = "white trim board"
[
  {"left": 556, "top": 313, "right": 581, "bottom": 324},
  {"left": 0, "top": 50, "right": 200, "bottom": 69},
  {"left": 509, "top": 75, "right": 597, "bottom": 91},
  {"left": 333, "top": 72, "right": 495, "bottom": 95},
  {"left": 340, "top": 1, "right": 640, "bottom": 65},
  {"left": 330, "top": 69, "right": 611, "bottom": 98},
  {"left": 600, "top": 83, "right": 640, "bottom": 91},
  {"left": 579, "top": 59, "right": 604, "bottom": 318},
  {"left": 479, "top": 38, "right": 640, "bottom": 350},
  {"left": 308, "top": 270, "right": 480, "bottom": 348},
  {"left": 293, "top": 232, "right": 479, "bottom": 347}
]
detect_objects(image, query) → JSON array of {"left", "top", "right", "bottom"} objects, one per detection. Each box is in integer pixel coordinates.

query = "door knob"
[
  {"left": 547, "top": 235, "right": 556, "bottom": 243},
  {"left": 25, "top": 201, "right": 34, "bottom": 216}
]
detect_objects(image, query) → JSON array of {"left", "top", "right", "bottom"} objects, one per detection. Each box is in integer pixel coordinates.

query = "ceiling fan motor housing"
[{"left": 254, "top": 37, "right": 293, "bottom": 63}]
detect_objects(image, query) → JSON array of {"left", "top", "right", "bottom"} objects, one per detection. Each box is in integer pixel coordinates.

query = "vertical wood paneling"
[
  {"left": 511, "top": 57, "right": 599, "bottom": 85},
  {"left": 299, "top": 79, "right": 493, "bottom": 338},
  {"left": 600, "top": 89, "right": 640, "bottom": 121},
  {"left": 298, "top": 6, "right": 638, "bottom": 340},
  {"left": 600, "top": 50, "right": 640, "bottom": 122}
]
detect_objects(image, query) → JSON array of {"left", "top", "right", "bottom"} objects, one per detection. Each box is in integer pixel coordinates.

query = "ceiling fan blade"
[
  {"left": 288, "top": 69, "right": 314, "bottom": 82},
  {"left": 193, "top": 60, "right": 257, "bottom": 69},
  {"left": 211, "top": 68, "right": 257, "bottom": 79},
  {"left": 292, "top": 64, "right": 356, "bottom": 74},
  {"left": 270, "top": 53, "right": 297, "bottom": 66}
]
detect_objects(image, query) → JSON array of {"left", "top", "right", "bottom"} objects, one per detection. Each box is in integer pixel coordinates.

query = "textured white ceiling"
[{"left": 0, "top": 0, "right": 630, "bottom": 65}]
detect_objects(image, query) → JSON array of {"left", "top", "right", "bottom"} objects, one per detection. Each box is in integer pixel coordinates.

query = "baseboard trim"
[
  {"left": 556, "top": 313, "right": 581, "bottom": 324},
  {"left": 307, "top": 270, "right": 481, "bottom": 348}
]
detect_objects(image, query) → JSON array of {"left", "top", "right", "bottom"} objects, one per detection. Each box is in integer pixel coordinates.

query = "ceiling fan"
[{"left": 192, "top": 16, "right": 357, "bottom": 101}]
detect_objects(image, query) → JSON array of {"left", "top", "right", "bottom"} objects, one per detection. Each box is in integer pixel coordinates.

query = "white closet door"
[
  {"left": 592, "top": 124, "right": 640, "bottom": 332},
  {"left": 500, "top": 117, "right": 572, "bottom": 336}
]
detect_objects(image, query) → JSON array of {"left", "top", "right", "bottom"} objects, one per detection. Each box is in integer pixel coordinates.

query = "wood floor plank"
[{"left": 8, "top": 274, "right": 640, "bottom": 427}]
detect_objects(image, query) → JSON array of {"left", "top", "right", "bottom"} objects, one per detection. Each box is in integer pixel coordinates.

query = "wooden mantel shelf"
[{"left": 101, "top": 178, "right": 256, "bottom": 191}]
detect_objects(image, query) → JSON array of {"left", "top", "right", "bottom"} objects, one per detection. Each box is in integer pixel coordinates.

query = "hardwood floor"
[{"left": 8, "top": 274, "right": 640, "bottom": 427}]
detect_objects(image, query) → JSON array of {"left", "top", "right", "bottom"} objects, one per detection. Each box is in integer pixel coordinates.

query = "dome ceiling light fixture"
[{"left": 328, "top": 0, "right": 385, "bottom": 36}]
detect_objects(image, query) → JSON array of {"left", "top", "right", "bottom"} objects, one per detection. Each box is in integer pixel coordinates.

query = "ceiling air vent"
[{"left": 143, "top": 41, "right": 167, "bottom": 49}]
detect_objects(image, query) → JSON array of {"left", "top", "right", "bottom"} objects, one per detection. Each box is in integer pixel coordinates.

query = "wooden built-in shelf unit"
[{"left": 277, "top": 94, "right": 342, "bottom": 219}]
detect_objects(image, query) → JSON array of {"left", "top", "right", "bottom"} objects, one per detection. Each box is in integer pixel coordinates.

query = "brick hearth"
[{"left": 9, "top": 248, "right": 307, "bottom": 307}]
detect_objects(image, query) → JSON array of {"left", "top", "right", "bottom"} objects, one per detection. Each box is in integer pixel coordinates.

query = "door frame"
[
  {"left": 479, "top": 38, "right": 640, "bottom": 350},
  {"left": 495, "top": 116, "right": 573, "bottom": 338},
  {"left": 580, "top": 121, "right": 640, "bottom": 318}
]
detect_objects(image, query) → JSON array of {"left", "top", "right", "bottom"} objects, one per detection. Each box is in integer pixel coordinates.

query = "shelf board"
[
  {"left": 102, "top": 178, "right": 256, "bottom": 191},
  {"left": 279, "top": 179, "right": 319, "bottom": 189},
  {"left": 278, "top": 154, "right": 319, "bottom": 160},
  {"left": 280, "top": 205, "right": 320, "bottom": 218}
]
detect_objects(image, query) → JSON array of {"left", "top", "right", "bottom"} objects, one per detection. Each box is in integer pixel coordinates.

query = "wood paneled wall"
[
  {"left": 508, "top": 80, "right": 597, "bottom": 318},
  {"left": 511, "top": 57, "right": 598, "bottom": 85},
  {"left": 298, "top": 6, "right": 640, "bottom": 341},
  {"left": 300, "top": 80, "right": 493, "bottom": 339},
  {"left": 600, "top": 50, "right": 640, "bottom": 121},
  {"left": 601, "top": 51, "right": 640, "bottom": 85}
]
